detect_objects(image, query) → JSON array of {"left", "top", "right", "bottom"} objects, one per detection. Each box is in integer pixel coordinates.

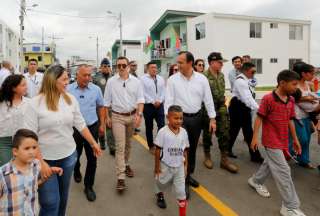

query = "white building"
[
  {"left": 187, "top": 12, "right": 311, "bottom": 87},
  {"left": 111, "top": 40, "right": 150, "bottom": 77},
  {"left": 0, "top": 20, "right": 19, "bottom": 72}
]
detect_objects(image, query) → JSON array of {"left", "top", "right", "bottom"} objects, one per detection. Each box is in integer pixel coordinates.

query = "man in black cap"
[
  {"left": 93, "top": 58, "right": 116, "bottom": 155},
  {"left": 202, "top": 52, "right": 239, "bottom": 173}
]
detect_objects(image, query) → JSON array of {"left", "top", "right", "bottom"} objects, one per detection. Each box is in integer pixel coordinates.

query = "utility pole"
[
  {"left": 96, "top": 36, "right": 99, "bottom": 68},
  {"left": 19, "top": 0, "right": 26, "bottom": 73},
  {"left": 41, "top": 27, "right": 45, "bottom": 68}
]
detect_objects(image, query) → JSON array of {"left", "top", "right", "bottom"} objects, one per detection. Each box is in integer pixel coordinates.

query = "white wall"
[
  {"left": 187, "top": 13, "right": 310, "bottom": 88},
  {"left": 0, "top": 21, "right": 19, "bottom": 72}
]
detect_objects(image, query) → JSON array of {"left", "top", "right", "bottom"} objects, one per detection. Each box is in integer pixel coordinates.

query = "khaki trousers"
[{"left": 112, "top": 113, "right": 135, "bottom": 180}]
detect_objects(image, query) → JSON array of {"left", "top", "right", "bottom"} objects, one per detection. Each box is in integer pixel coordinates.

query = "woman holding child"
[{"left": 290, "top": 62, "right": 317, "bottom": 168}]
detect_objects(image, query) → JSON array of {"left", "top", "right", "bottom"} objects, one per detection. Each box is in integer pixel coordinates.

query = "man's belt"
[
  {"left": 112, "top": 109, "right": 136, "bottom": 116},
  {"left": 183, "top": 110, "right": 201, "bottom": 117}
]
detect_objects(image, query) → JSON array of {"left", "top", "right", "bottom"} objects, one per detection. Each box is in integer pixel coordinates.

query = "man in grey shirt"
[{"left": 228, "top": 56, "right": 242, "bottom": 92}]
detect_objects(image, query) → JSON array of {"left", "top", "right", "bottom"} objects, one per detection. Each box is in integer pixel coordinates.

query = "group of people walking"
[{"left": 0, "top": 48, "right": 318, "bottom": 216}]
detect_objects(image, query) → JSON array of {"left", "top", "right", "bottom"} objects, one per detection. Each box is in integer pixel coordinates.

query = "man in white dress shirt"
[
  {"left": 104, "top": 56, "right": 145, "bottom": 192},
  {"left": 0, "top": 60, "right": 12, "bottom": 87},
  {"left": 165, "top": 51, "right": 216, "bottom": 199},
  {"left": 228, "top": 62, "right": 264, "bottom": 163},
  {"left": 140, "top": 61, "right": 165, "bottom": 154},
  {"left": 23, "top": 59, "right": 44, "bottom": 98}
]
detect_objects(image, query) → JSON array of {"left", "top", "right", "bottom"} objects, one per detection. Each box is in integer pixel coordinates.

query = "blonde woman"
[{"left": 24, "top": 65, "right": 102, "bottom": 216}]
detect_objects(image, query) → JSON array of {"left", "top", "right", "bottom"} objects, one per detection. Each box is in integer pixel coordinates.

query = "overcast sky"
[{"left": 1, "top": 0, "right": 319, "bottom": 65}]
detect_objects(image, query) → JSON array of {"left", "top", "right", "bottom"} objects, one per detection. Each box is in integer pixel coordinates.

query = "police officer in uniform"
[
  {"left": 93, "top": 58, "right": 115, "bottom": 155},
  {"left": 202, "top": 52, "right": 238, "bottom": 173}
]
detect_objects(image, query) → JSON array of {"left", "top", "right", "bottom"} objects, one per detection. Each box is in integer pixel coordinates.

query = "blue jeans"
[
  {"left": 39, "top": 150, "right": 77, "bottom": 216},
  {"left": 289, "top": 118, "right": 311, "bottom": 165}
]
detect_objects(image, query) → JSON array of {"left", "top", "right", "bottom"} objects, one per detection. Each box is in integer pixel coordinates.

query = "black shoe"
[
  {"left": 228, "top": 152, "right": 238, "bottom": 159},
  {"left": 109, "top": 149, "right": 115, "bottom": 156},
  {"left": 156, "top": 192, "right": 167, "bottom": 209},
  {"left": 74, "top": 172, "right": 82, "bottom": 183},
  {"left": 251, "top": 156, "right": 264, "bottom": 164},
  {"left": 189, "top": 176, "right": 200, "bottom": 188},
  {"left": 185, "top": 184, "right": 190, "bottom": 200},
  {"left": 84, "top": 187, "right": 96, "bottom": 202}
]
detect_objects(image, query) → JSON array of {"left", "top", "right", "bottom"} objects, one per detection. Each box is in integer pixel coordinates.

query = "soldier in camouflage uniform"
[
  {"left": 92, "top": 58, "right": 115, "bottom": 156},
  {"left": 202, "top": 52, "right": 238, "bottom": 173}
]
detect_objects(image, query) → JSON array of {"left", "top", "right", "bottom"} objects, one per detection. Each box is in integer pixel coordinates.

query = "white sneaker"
[
  {"left": 280, "top": 205, "right": 306, "bottom": 216},
  {"left": 248, "top": 177, "right": 271, "bottom": 198}
]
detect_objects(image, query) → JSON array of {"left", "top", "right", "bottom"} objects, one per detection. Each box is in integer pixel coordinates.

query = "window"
[
  {"left": 123, "top": 49, "right": 126, "bottom": 57},
  {"left": 289, "top": 25, "right": 303, "bottom": 40},
  {"left": 32, "top": 46, "right": 41, "bottom": 52},
  {"left": 38, "top": 56, "right": 42, "bottom": 62},
  {"left": 195, "top": 22, "right": 205, "bottom": 40},
  {"left": 45, "top": 47, "right": 51, "bottom": 51},
  {"left": 23, "top": 47, "right": 26, "bottom": 52},
  {"left": 250, "top": 22, "right": 262, "bottom": 38},
  {"left": 270, "top": 23, "right": 278, "bottom": 29},
  {"left": 270, "top": 58, "right": 278, "bottom": 63},
  {"left": 289, "top": 58, "right": 303, "bottom": 70},
  {"left": 181, "top": 33, "right": 187, "bottom": 44},
  {"left": 251, "top": 58, "right": 263, "bottom": 74},
  {"left": 25, "top": 56, "right": 29, "bottom": 61},
  {"left": 165, "top": 38, "right": 170, "bottom": 48}
]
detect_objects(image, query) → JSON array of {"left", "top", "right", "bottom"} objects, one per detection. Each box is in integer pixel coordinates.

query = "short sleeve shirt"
[
  {"left": 257, "top": 91, "right": 295, "bottom": 150},
  {"left": 154, "top": 126, "right": 189, "bottom": 168},
  {"left": 0, "top": 159, "right": 41, "bottom": 215}
]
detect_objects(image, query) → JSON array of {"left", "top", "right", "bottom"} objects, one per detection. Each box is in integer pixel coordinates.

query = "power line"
[{"left": 28, "top": 9, "right": 108, "bottom": 19}]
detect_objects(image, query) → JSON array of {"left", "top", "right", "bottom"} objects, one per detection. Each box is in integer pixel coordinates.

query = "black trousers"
[
  {"left": 73, "top": 121, "right": 99, "bottom": 188},
  {"left": 228, "top": 97, "right": 262, "bottom": 159},
  {"left": 183, "top": 112, "right": 202, "bottom": 175},
  {"left": 143, "top": 103, "right": 165, "bottom": 148}
]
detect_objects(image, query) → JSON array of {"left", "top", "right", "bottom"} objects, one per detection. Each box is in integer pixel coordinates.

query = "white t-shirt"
[{"left": 154, "top": 126, "right": 189, "bottom": 168}]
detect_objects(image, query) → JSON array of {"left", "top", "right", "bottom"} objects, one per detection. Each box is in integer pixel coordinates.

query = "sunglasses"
[
  {"left": 197, "top": 64, "right": 204, "bottom": 67},
  {"left": 117, "top": 64, "right": 127, "bottom": 69}
]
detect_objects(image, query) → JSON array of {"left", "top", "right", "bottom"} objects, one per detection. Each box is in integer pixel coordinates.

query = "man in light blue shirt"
[
  {"left": 67, "top": 64, "right": 105, "bottom": 202},
  {"left": 228, "top": 56, "right": 242, "bottom": 92}
]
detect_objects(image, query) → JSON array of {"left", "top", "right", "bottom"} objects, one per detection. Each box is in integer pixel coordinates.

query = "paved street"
[{"left": 67, "top": 121, "right": 320, "bottom": 216}]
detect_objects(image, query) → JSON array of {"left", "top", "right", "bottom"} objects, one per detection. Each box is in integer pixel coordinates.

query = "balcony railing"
[{"left": 151, "top": 48, "right": 176, "bottom": 60}]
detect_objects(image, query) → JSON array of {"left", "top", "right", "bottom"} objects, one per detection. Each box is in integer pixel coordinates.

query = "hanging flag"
[{"left": 175, "top": 32, "right": 181, "bottom": 52}]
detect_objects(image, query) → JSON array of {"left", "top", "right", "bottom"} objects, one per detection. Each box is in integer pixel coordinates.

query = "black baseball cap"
[
  {"left": 207, "top": 52, "right": 228, "bottom": 63},
  {"left": 100, "top": 58, "right": 110, "bottom": 66}
]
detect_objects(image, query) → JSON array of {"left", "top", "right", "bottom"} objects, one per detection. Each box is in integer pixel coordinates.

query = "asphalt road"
[{"left": 67, "top": 121, "right": 320, "bottom": 216}]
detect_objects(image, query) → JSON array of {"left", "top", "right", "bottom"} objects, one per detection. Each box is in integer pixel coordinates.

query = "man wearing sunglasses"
[
  {"left": 202, "top": 52, "right": 238, "bottom": 173},
  {"left": 93, "top": 58, "right": 115, "bottom": 155},
  {"left": 228, "top": 62, "right": 264, "bottom": 163},
  {"left": 23, "top": 59, "right": 44, "bottom": 98},
  {"left": 104, "top": 56, "right": 144, "bottom": 192}
]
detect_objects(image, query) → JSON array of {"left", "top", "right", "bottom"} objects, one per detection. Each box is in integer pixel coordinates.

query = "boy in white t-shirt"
[{"left": 154, "top": 105, "right": 189, "bottom": 216}]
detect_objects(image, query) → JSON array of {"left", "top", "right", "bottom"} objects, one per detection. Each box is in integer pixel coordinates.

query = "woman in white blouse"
[
  {"left": 0, "top": 74, "right": 29, "bottom": 166},
  {"left": 24, "top": 65, "right": 102, "bottom": 216}
]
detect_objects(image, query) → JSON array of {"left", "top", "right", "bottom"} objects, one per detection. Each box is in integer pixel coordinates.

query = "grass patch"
[{"left": 255, "top": 86, "right": 275, "bottom": 91}]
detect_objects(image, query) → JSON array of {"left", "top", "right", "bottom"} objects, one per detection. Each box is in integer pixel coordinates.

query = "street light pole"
[
  {"left": 119, "top": 12, "right": 123, "bottom": 56},
  {"left": 19, "top": 0, "right": 26, "bottom": 73}
]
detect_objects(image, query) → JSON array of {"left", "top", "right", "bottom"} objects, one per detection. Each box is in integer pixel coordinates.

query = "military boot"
[
  {"left": 220, "top": 152, "right": 239, "bottom": 173},
  {"left": 203, "top": 152, "right": 213, "bottom": 169}
]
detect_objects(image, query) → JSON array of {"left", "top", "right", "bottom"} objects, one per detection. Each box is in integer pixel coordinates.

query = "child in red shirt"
[{"left": 249, "top": 70, "right": 306, "bottom": 216}]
